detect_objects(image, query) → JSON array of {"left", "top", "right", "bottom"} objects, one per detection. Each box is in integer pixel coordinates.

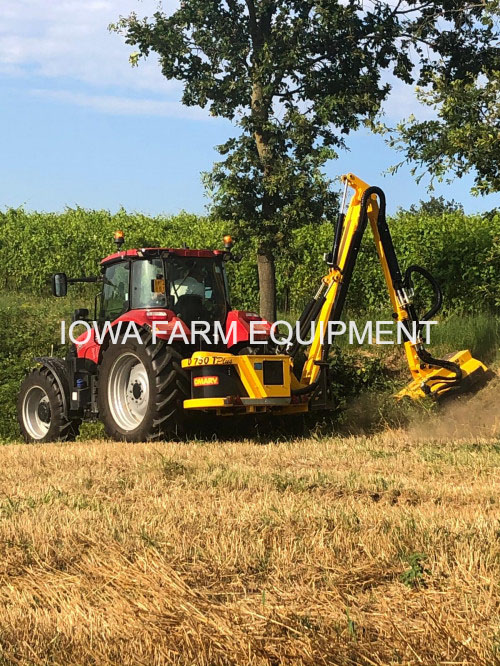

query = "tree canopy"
[
  {"left": 112, "top": 0, "right": 497, "bottom": 320},
  {"left": 389, "top": 71, "right": 500, "bottom": 195},
  {"left": 386, "top": 4, "right": 500, "bottom": 195}
]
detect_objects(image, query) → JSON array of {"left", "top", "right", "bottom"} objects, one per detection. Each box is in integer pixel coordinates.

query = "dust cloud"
[
  {"left": 407, "top": 374, "right": 500, "bottom": 442},
  {"left": 340, "top": 374, "right": 500, "bottom": 442}
]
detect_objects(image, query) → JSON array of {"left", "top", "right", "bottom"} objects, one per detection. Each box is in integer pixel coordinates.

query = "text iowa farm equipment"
[{"left": 17, "top": 174, "right": 490, "bottom": 443}]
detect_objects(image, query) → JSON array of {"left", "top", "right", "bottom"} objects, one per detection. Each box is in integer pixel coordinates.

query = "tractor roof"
[{"left": 101, "top": 248, "right": 226, "bottom": 265}]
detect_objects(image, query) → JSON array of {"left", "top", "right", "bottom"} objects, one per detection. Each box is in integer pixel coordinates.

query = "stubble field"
[{"left": 0, "top": 384, "right": 499, "bottom": 666}]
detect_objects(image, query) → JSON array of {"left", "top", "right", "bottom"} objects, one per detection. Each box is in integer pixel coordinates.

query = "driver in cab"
[{"left": 170, "top": 266, "right": 205, "bottom": 300}]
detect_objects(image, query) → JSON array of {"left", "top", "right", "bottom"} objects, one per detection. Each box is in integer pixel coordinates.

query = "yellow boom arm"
[{"left": 299, "top": 173, "right": 489, "bottom": 400}]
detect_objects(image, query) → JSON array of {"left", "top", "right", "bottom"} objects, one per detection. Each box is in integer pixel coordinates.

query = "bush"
[
  {"left": 285, "top": 209, "right": 500, "bottom": 315},
  {"left": 1, "top": 206, "right": 499, "bottom": 314},
  {"left": 0, "top": 294, "right": 74, "bottom": 440}
]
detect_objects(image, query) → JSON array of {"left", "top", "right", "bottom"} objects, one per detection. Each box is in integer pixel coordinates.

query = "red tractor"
[{"left": 17, "top": 233, "right": 271, "bottom": 443}]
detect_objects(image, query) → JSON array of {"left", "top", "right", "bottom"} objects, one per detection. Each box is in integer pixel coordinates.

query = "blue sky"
[{"left": 0, "top": 0, "right": 498, "bottom": 216}]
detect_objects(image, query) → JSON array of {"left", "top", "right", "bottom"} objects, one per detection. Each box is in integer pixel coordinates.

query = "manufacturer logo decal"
[{"left": 193, "top": 376, "right": 220, "bottom": 387}]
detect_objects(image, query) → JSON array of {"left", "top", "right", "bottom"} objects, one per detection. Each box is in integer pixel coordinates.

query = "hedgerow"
[{"left": 1, "top": 206, "right": 499, "bottom": 314}]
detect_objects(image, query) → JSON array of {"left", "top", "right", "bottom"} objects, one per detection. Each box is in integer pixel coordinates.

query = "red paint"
[
  {"left": 101, "top": 248, "right": 227, "bottom": 264},
  {"left": 74, "top": 308, "right": 270, "bottom": 362},
  {"left": 226, "top": 311, "right": 271, "bottom": 348},
  {"left": 75, "top": 309, "right": 190, "bottom": 362}
]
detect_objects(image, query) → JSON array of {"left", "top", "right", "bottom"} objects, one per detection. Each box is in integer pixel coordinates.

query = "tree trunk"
[
  {"left": 252, "top": 82, "right": 277, "bottom": 322},
  {"left": 248, "top": 8, "right": 276, "bottom": 323},
  {"left": 257, "top": 248, "right": 276, "bottom": 323}
]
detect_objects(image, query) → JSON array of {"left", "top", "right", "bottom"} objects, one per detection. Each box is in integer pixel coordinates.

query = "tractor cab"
[{"left": 99, "top": 248, "right": 230, "bottom": 329}]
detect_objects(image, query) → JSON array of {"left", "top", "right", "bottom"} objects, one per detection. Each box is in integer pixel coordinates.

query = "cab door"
[{"left": 100, "top": 261, "right": 130, "bottom": 322}]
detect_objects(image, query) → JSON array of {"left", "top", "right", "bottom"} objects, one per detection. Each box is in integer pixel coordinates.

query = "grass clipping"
[{"left": 0, "top": 413, "right": 499, "bottom": 665}]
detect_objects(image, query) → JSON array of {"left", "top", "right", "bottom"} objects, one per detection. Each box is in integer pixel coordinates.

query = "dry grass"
[{"left": 0, "top": 421, "right": 499, "bottom": 665}]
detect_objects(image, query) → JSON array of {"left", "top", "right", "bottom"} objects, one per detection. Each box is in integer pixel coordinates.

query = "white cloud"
[
  {"left": 0, "top": 0, "right": 187, "bottom": 107},
  {"left": 382, "top": 78, "right": 436, "bottom": 123},
  {"left": 0, "top": 0, "right": 431, "bottom": 123},
  {"left": 31, "top": 88, "right": 209, "bottom": 119}
]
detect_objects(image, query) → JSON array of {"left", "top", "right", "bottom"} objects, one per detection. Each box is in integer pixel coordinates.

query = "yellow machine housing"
[{"left": 182, "top": 352, "right": 308, "bottom": 414}]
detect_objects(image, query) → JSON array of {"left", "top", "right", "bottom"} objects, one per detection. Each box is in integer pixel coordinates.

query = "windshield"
[
  {"left": 101, "top": 255, "right": 228, "bottom": 325},
  {"left": 167, "top": 255, "right": 227, "bottom": 323}
]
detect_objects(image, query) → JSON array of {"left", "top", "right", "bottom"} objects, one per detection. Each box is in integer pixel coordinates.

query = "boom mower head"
[{"left": 397, "top": 349, "right": 490, "bottom": 401}]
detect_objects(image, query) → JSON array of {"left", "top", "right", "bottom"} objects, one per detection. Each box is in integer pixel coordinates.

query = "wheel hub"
[
  {"left": 37, "top": 401, "right": 51, "bottom": 423},
  {"left": 107, "top": 353, "right": 150, "bottom": 432},
  {"left": 131, "top": 380, "right": 143, "bottom": 400},
  {"left": 22, "top": 386, "right": 51, "bottom": 440}
]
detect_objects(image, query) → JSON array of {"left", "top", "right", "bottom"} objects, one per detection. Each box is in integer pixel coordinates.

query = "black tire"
[
  {"left": 97, "top": 331, "right": 189, "bottom": 442},
  {"left": 17, "top": 367, "right": 81, "bottom": 443}
]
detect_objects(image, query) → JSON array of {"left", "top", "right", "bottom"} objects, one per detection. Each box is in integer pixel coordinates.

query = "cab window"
[
  {"left": 101, "top": 261, "right": 130, "bottom": 320},
  {"left": 168, "top": 256, "right": 227, "bottom": 323},
  {"left": 131, "top": 258, "right": 166, "bottom": 309}
]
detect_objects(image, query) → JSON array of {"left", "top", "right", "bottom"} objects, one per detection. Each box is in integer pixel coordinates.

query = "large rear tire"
[
  {"left": 17, "top": 367, "right": 81, "bottom": 443},
  {"left": 97, "top": 332, "right": 189, "bottom": 442}
]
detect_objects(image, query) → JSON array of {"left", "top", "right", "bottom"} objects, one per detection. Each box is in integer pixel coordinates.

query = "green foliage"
[
  {"left": 0, "top": 208, "right": 221, "bottom": 291},
  {"left": 384, "top": 2, "right": 499, "bottom": 194},
  {"left": 284, "top": 205, "right": 500, "bottom": 314},
  {"left": 0, "top": 293, "right": 73, "bottom": 441},
  {"left": 1, "top": 204, "right": 500, "bottom": 314},
  {"left": 327, "top": 350, "right": 391, "bottom": 406},
  {"left": 389, "top": 70, "right": 500, "bottom": 195},
  {"left": 345, "top": 608, "right": 357, "bottom": 640},
  {"left": 0, "top": 207, "right": 256, "bottom": 310},
  {"left": 431, "top": 313, "right": 500, "bottom": 363},
  {"left": 400, "top": 552, "right": 429, "bottom": 588},
  {"left": 204, "top": 131, "right": 339, "bottom": 250}
]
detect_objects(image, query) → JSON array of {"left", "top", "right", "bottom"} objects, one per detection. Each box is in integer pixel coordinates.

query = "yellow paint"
[
  {"left": 182, "top": 352, "right": 297, "bottom": 411},
  {"left": 301, "top": 173, "right": 372, "bottom": 385},
  {"left": 396, "top": 349, "right": 489, "bottom": 400}
]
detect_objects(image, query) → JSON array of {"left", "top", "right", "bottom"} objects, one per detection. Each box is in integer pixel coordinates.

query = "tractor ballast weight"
[{"left": 17, "top": 175, "right": 490, "bottom": 443}]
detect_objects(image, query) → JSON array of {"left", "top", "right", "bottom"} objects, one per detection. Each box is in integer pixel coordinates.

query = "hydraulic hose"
[
  {"left": 403, "top": 264, "right": 443, "bottom": 326},
  {"left": 414, "top": 346, "right": 463, "bottom": 386},
  {"left": 369, "top": 189, "right": 462, "bottom": 386}
]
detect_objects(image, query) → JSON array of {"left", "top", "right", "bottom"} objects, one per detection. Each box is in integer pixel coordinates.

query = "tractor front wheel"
[
  {"left": 17, "top": 367, "right": 81, "bottom": 443},
  {"left": 97, "top": 333, "right": 189, "bottom": 442}
]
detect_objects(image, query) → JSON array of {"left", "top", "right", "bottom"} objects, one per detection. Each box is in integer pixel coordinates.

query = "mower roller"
[{"left": 17, "top": 174, "right": 490, "bottom": 443}]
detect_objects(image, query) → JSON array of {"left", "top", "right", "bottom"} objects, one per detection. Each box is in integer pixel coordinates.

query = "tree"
[
  {"left": 389, "top": 72, "right": 500, "bottom": 195},
  {"left": 112, "top": 1, "right": 496, "bottom": 322},
  {"left": 386, "top": 4, "right": 500, "bottom": 196},
  {"left": 407, "top": 195, "right": 463, "bottom": 216}
]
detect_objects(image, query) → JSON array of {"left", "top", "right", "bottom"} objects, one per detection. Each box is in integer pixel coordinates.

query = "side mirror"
[{"left": 52, "top": 273, "right": 68, "bottom": 297}]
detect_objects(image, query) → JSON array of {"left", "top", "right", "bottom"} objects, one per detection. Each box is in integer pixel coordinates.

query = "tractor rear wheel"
[
  {"left": 97, "top": 332, "right": 189, "bottom": 442},
  {"left": 17, "top": 367, "right": 81, "bottom": 443}
]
